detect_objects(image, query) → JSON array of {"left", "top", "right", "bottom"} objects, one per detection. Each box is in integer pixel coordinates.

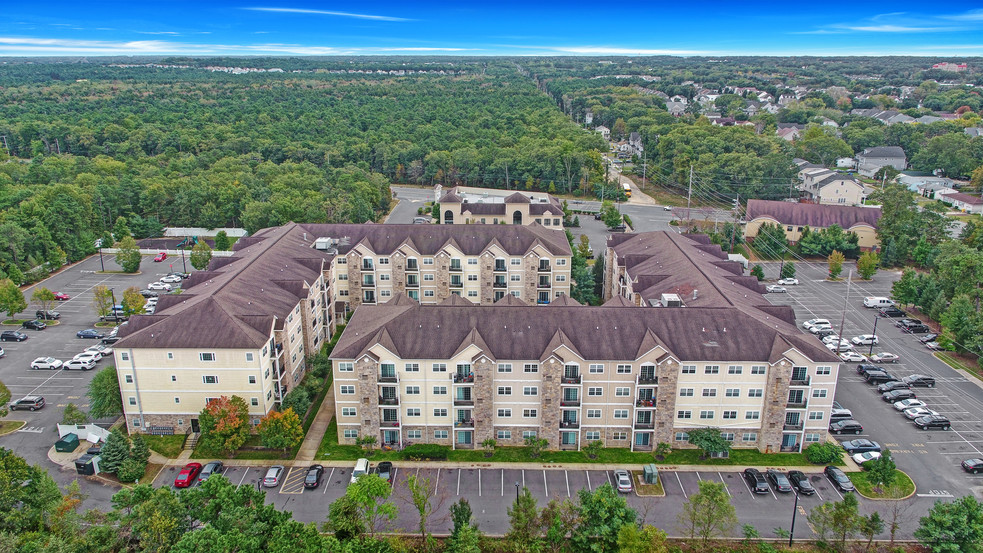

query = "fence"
[{"left": 57, "top": 424, "right": 111, "bottom": 444}]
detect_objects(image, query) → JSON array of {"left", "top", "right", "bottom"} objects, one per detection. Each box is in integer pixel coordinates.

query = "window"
[
  {"left": 523, "top": 386, "right": 538, "bottom": 396},
  {"left": 588, "top": 387, "right": 602, "bottom": 396},
  {"left": 589, "top": 364, "right": 603, "bottom": 374},
  {"left": 523, "top": 363, "right": 539, "bottom": 373},
  {"left": 340, "top": 385, "right": 355, "bottom": 395},
  {"left": 174, "top": 397, "right": 180, "bottom": 404},
  {"left": 722, "top": 432, "right": 735, "bottom": 441},
  {"left": 251, "top": 398, "right": 259, "bottom": 406},
  {"left": 751, "top": 365, "right": 766, "bottom": 375},
  {"left": 264, "top": 368, "right": 270, "bottom": 379},
  {"left": 511, "top": 258, "right": 521, "bottom": 266},
  {"left": 614, "top": 409, "right": 629, "bottom": 419},
  {"left": 510, "top": 274, "right": 521, "bottom": 282},
  {"left": 342, "top": 407, "right": 357, "bottom": 416},
  {"left": 587, "top": 409, "right": 601, "bottom": 418},
  {"left": 200, "top": 352, "right": 216, "bottom": 362},
  {"left": 675, "top": 432, "right": 690, "bottom": 441},
  {"left": 725, "top": 388, "right": 740, "bottom": 397},
  {"left": 344, "top": 429, "right": 359, "bottom": 439},
  {"left": 121, "top": 352, "right": 130, "bottom": 361},
  {"left": 745, "top": 411, "right": 760, "bottom": 420},
  {"left": 523, "top": 409, "right": 538, "bottom": 418},
  {"left": 498, "top": 386, "right": 512, "bottom": 396},
  {"left": 511, "top": 291, "right": 521, "bottom": 298},
  {"left": 433, "top": 408, "right": 447, "bottom": 417},
  {"left": 468, "top": 258, "right": 478, "bottom": 265},
  {"left": 435, "top": 430, "right": 448, "bottom": 439},
  {"left": 248, "top": 375, "right": 257, "bottom": 384},
  {"left": 498, "top": 409, "right": 512, "bottom": 417},
  {"left": 381, "top": 290, "right": 392, "bottom": 298},
  {"left": 817, "top": 366, "right": 832, "bottom": 375},
  {"left": 203, "top": 375, "right": 218, "bottom": 384},
  {"left": 704, "top": 365, "right": 719, "bottom": 374},
  {"left": 424, "top": 274, "right": 435, "bottom": 281},
  {"left": 424, "top": 290, "right": 434, "bottom": 297},
  {"left": 748, "top": 389, "right": 763, "bottom": 398},
  {"left": 467, "top": 274, "right": 478, "bottom": 282},
  {"left": 406, "top": 386, "right": 420, "bottom": 395},
  {"left": 555, "top": 275, "right": 566, "bottom": 282},
  {"left": 379, "top": 257, "right": 389, "bottom": 265},
  {"left": 702, "top": 388, "right": 717, "bottom": 397},
  {"left": 700, "top": 410, "right": 715, "bottom": 419},
  {"left": 809, "top": 411, "right": 824, "bottom": 420},
  {"left": 614, "top": 387, "right": 629, "bottom": 397},
  {"left": 812, "top": 389, "right": 828, "bottom": 398},
  {"left": 339, "top": 290, "right": 349, "bottom": 297},
  {"left": 723, "top": 411, "right": 737, "bottom": 419},
  {"left": 338, "top": 273, "right": 348, "bottom": 281},
  {"left": 727, "top": 365, "right": 743, "bottom": 375},
  {"left": 337, "top": 257, "right": 348, "bottom": 265},
  {"left": 522, "top": 431, "right": 537, "bottom": 439},
  {"left": 267, "top": 391, "right": 272, "bottom": 400},
  {"left": 407, "top": 408, "right": 421, "bottom": 417},
  {"left": 124, "top": 374, "right": 133, "bottom": 384},
  {"left": 432, "top": 386, "right": 447, "bottom": 396},
  {"left": 408, "top": 430, "right": 422, "bottom": 439},
  {"left": 432, "top": 363, "right": 447, "bottom": 372},
  {"left": 424, "top": 258, "right": 434, "bottom": 265},
  {"left": 805, "top": 433, "right": 821, "bottom": 443},
  {"left": 405, "top": 363, "right": 419, "bottom": 372},
  {"left": 617, "top": 364, "right": 632, "bottom": 374},
  {"left": 128, "top": 397, "right": 136, "bottom": 406},
  {"left": 497, "top": 430, "right": 512, "bottom": 440},
  {"left": 556, "top": 258, "right": 567, "bottom": 266},
  {"left": 678, "top": 388, "right": 694, "bottom": 397},
  {"left": 681, "top": 365, "right": 696, "bottom": 374},
  {"left": 742, "top": 432, "right": 757, "bottom": 442},
  {"left": 585, "top": 431, "right": 600, "bottom": 440}
]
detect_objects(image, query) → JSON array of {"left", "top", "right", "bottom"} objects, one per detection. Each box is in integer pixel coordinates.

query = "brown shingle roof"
[
  {"left": 746, "top": 199, "right": 880, "bottom": 230},
  {"left": 943, "top": 192, "right": 983, "bottom": 205}
]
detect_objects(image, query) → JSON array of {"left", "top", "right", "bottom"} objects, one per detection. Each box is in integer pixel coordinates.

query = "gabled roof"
[
  {"left": 942, "top": 192, "right": 983, "bottom": 205},
  {"left": 547, "top": 294, "right": 581, "bottom": 307},
  {"left": 746, "top": 199, "right": 881, "bottom": 230},
  {"left": 504, "top": 192, "right": 531, "bottom": 204},
  {"left": 860, "top": 146, "right": 906, "bottom": 159}
]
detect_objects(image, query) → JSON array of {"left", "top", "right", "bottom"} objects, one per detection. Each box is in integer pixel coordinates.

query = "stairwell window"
[
  {"left": 251, "top": 398, "right": 259, "bottom": 406},
  {"left": 203, "top": 376, "right": 218, "bottom": 384},
  {"left": 200, "top": 352, "right": 216, "bottom": 362}
]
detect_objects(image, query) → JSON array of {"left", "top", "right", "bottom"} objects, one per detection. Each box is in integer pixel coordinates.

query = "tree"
[
  {"left": 616, "top": 523, "right": 668, "bottom": 553},
  {"left": 92, "top": 285, "right": 115, "bottom": 320},
  {"left": 130, "top": 434, "right": 151, "bottom": 466},
  {"left": 114, "top": 236, "right": 142, "bottom": 273},
  {"left": 541, "top": 498, "right": 578, "bottom": 553},
  {"left": 213, "top": 230, "right": 231, "bottom": 251},
  {"left": 915, "top": 495, "right": 983, "bottom": 553},
  {"left": 750, "top": 264, "right": 765, "bottom": 281},
  {"left": 197, "top": 395, "right": 250, "bottom": 455},
  {"left": 0, "top": 381, "right": 9, "bottom": 417},
  {"left": 450, "top": 497, "right": 474, "bottom": 538},
  {"left": 347, "top": 473, "right": 397, "bottom": 536},
  {"left": 87, "top": 366, "right": 123, "bottom": 419},
  {"left": 326, "top": 493, "right": 364, "bottom": 541},
  {"left": 0, "top": 279, "right": 26, "bottom": 319},
  {"left": 599, "top": 200, "right": 622, "bottom": 229},
  {"left": 61, "top": 403, "right": 89, "bottom": 425},
  {"left": 258, "top": 408, "right": 304, "bottom": 452},
  {"left": 121, "top": 286, "right": 146, "bottom": 317},
  {"left": 190, "top": 240, "right": 213, "bottom": 271},
  {"left": 892, "top": 268, "right": 920, "bottom": 308},
  {"left": 583, "top": 440, "right": 602, "bottom": 459},
  {"left": 866, "top": 448, "right": 897, "bottom": 488},
  {"left": 577, "top": 234, "right": 592, "bottom": 258},
  {"left": 830, "top": 493, "right": 862, "bottom": 551},
  {"left": 31, "top": 287, "right": 56, "bottom": 317},
  {"left": 117, "top": 457, "right": 147, "bottom": 483},
  {"left": 100, "top": 427, "right": 132, "bottom": 474},
  {"left": 280, "top": 386, "right": 312, "bottom": 418},
  {"left": 750, "top": 223, "right": 788, "bottom": 259},
  {"left": 780, "top": 261, "right": 796, "bottom": 279},
  {"left": 481, "top": 438, "right": 496, "bottom": 458},
  {"left": 0, "top": 448, "right": 63, "bottom": 533},
  {"left": 506, "top": 487, "right": 540, "bottom": 552},
  {"left": 804, "top": 442, "right": 844, "bottom": 464},
  {"left": 856, "top": 251, "right": 880, "bottom": 280},
  {"left": 112, "top": 216, "right": 131, "bottom": 242},
  {"left": 447, "top": 522, "right": 482, "bottom": 553},
  {"left": 676, "top": 480, "right": 738, "bottom": 547},
  {"left": 404, "top": 474, "right": 443, "bottom": 547},
  {"left": 942, "top": 294, "right": 979, "bottom": 353},
  {"left": 593, "top": 250, "right": 605, "bottom": 300},
  {"left": 654, "top": 442, "right": 672, "bottom": 461},
  {"left": 828, "top": 250, "right": 845, "bottom": 279},
  {"left": 859, "top": 512, "right": 884, "bottom": 553},
  {"left": 571, "top": 484, "right": 637, "bottom": 553},
  {"left": 686, "top": 427, "right": 731, "bottom": 459},
  {"left": 524, "top": 436, "right": 548, "bottom": 459}
]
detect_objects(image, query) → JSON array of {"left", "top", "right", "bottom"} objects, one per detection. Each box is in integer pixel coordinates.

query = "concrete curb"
[
  {"left": 0, "top": 420, "right": 27, "bottom": 436},
  {"left": 853, "top": 469, "right": 917, "bottom": 501}
]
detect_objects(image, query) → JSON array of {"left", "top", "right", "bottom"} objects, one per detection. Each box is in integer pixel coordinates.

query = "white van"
[
  {"left": 351, "top": 458, "right": 369, "bottom": 484},
  {"left": 863, "top": 297, "right": 894, "bottom": 308}
]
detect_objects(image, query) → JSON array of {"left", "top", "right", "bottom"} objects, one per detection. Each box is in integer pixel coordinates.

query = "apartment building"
[
  {"left": 745, "top": 200, "right": 881, "bottom": 251},
  {"left": 435, "top": 185, "right": 565, "bottom": 226}
]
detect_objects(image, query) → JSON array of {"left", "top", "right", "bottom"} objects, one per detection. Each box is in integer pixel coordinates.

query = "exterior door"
[
  {"left": 456, "top": 431, "right": 472, "bottom": 445},
  {"left": 191, "top": 419, "right": 200, "bottom": 433},
  {"left": 383, "top": 430, "right": 399, "bottom": 445}
]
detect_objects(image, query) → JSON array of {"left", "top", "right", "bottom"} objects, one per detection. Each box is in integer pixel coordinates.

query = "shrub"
[
  {"left": 805, "top": 442, "right": 844, "bottom": 464},
  {"left": 402, "top": 444, "right": 450, "bottom": 460},
  {"left": 116, "top": 457, "right": 147, "bottom": 483},
  {"left": 280, "top": 387, "right": 312, "bottom": 418},
  {"left": 622, "top": 214, "right": 633, "bottom": 228}
]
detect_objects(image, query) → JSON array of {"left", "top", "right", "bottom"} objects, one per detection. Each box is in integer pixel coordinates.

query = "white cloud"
[
  {"left": 527, "top": 45, "right": 707, "bottom": 55},
  {"left": 942, "top": 9, "right": 983, "bottom": 21},
  {"left": 844, "top": 24, "right": 951, "bottom": 33},
  {"left": 136, "top": 31, "right": 181, "bottom": 35},
  {"left": 242, "top": 7, "right": 411, "bottom": 22}
]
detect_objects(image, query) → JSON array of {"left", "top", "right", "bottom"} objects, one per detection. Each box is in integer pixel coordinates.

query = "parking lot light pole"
[
  {"left": 869, "top": 317, "right": 879, "bottom": 356},
  {"left": 109, "top": 288, "right": 118, "bottom": 324},
  {"left": 788, "top": 491, "right": 799, "bottom": 546},
  {"left": 515, "top": 482, "right": 520, "bottom": 503}
]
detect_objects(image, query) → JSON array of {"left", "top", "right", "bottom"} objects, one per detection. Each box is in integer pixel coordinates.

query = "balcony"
[
  {"left": 635, "top": 398, "right": 656, "bottom": 408},
  {"left": 406, "top": 262, "right": 419, "bottom": 271},
  {"left": 634, "top": 421, "right": 655, "bottom": 430},
  {"left": 361, "top": 263, "right": 374, "bottom": 271},
  {"left": 379, "top": 396, "right": 399, "bottom": 406},
  {"left": 493, "top": 281, "right": 508, "bottom": 289},
  {"left": 537, "top": 281, "right": 552, "bottom": 289},
  {"left": 449, "top": 264, "right": 463, "bottom": 272},
  {"left": 786, "top": 399, "right": 808, "bottom": 409},
  {"left": 780, "top": 444, "right": 801, "bottom": 453},
  {"left": 790, "top": 376, "right": 811, "bottom": 386},
  {"left": 560, "top": 398, "right": 580, "bottom": 407},
  {"left": 561, "top": 374, "right": 582, "bottom": 385},
  {"left": 783, "top": 422, "right": 804, "bottom": 431},
  {"left": 454, "top": 419, "right": 474, "bottom": 428},
  {"left": 560, "top": 420, "right": 580, "bottom": 429},
  {"left": 378, "top": 373, "right": 398, "bottom": 384},
  {"left": 637, "top": 374, "right": 658, "bottom": 385},
  {"left": 452, "top": 373, "right": 474, "bottom": 384},
  {"left": 362, "top": 279, "right": 375, "bottom": 288},
  {"left": 538, "top": 264, "right": 551, "bottom": 273},
  {"left": 494, "top": 263, "right": 507, "bottom": 272},
  {"left": 381, "top": 420, "right": 400, "bottom": 428},
  {"left": 406, "top": 280, "right": 419, "bottom": 288},
  {"left": 453, "top": 397, "right": 474, "bottom": 407},
  {"left": 450, "top": 280, "right": 463, "bottom": 288}
]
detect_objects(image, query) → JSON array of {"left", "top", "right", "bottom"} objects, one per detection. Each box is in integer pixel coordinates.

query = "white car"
[
  {"left": 853, "top": 451, "right": 882, "bottom": 465},
  {"left": 839, "top": 352, "right": 868, "bottom": 363},
  {"left": 809, "top": 324, "right": 834, "bottom": 334},
  {"left": 827, "top": 341, "right": 854, "bottom": 352},
  {"left": 73, "top": 352, "right": 101, "bottom": 364},
  {"left": 31, "top": 357, "right": 63, "bottom": 370},
  {"left": 777, "top": 278, "right": 799, "bottom": 285},
  {"left": 86, "top": 344, "right": 113, "bottom": 357},
  {"left": 893, "top": 399, "right": 927, "bottom": 411},
  {"left": 851, "top": 335, "right": 879, "bottom": 346},
  {"left": 904, "top": 407, "right": 939, "bottom": 420},
  {"left": 145, "top": 296, "right": 159, "bottom": 306},
  {"left": 823, "top": 336, "right": 849, "bottom": 346},
  {"left": 160, "top": 274, "right": 183, "bottom": 284},
  {"left": 870, "top": 352, "right": 899, "bottom": 363},
  {"left": 63, "top": 358, "right": 97, "bottom": 371},
  {"left": 147, "top": 282, "right": 172, "bottom": 291},
  {"left": 614, "top": 469, "right": 633, "bottom": 493},
  {"left": 765, "top": 285, "right": 787, "bottom": 293},
  {"left": 803, "top": 318, "right": 831, "bottom": 331}
]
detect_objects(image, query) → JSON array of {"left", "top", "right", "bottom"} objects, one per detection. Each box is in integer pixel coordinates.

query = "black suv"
[
  {"left": 743, "top": 468, "right": 769, "bottom": 494},
  {"left": 787, "top": 470, "right": 815, "bottom": 495},
  {"left": 0, "top": 330, "right": 27, "bottom": 342},
  {"left": 825, "top": 466, "right": 855, "bottom": 492},
  {"left": 9, "top": 396, "right": 45, "bottom": 411},
  {"left": 894, "top": 318, "right": 920, "bottom": 328},
  {"left": 856, "top": 364, "right": 886, "bottom": 376},
  {"left": 914, "top": 415, "right": 951, "bottom": 430},
  {"left": 22, "top": 319, "right": 46, "bottom": 331},
  {"left": 35, "top": 310, "right": 60, "bottom": 320},
  {"left": 903, "top": 374, "right": 936, "bottom": 388},
  {"left": 829, "top": 420, "right": 864, "bottom": 435},
  {"left": 879, "top": 306, "right": 906, "bottom": 317},
  {"left": 882, "top": 389, "right": 917, "bottom": 402},
  {"left": 901, "top": 322, "right": 931, "bottom": 334},
  {"left": 865, "top": 370, "right": 899, "bottom": 385},
  {"left": 877, "top": 381, "right": 910, "bottom": 393}
]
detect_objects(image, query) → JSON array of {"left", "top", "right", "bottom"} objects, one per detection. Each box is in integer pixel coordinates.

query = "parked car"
[
  {"left": 827, "top": 341, "right": 854, "bottom": 352},
  {"left": 902, "top": 323, "right": 932, "bottom": 334},
  {"left": 0, "top": 346, "right": 5, "bottom": 358},
  {"left": 961, "top": 459, "right": 983, "bottom": 474},
  {"left": 263, "top": 465, "right": 285, "bottom": 487},
  {"left": 918, "top": 333, "right": 939, "bottom": 343},
  {"left": 765, "top": 285, "right": 787, "bottom": 293},
  {"left": 76, "top": 329, "right": 106, "bottom": 339},
  {"left": 22, "top": 320, "right": 46, "bottom": 331},
  {"left": 865, "top": 370, "right": 899, "bottom": 385},
  {"left": 766, "top": 469, "right": 793, "bottom": 493},
  {"left": 870, "top": 352, "right": 900, "bottom": 363},
  {"left": 777, "top": 278, "right": 799, "bottom": 285},
  {"left": 853, "top": 451, "right": 882, "bottom": 465},
  {"left": 883, "top": 389, "right": 917, "bottom": 402},
  {"left": 904, "top": 407, "right": 939, "bottom": 420},
  {"left": 903, "top": 375, "right": 936, "bottom": 388},
  {"left": 877, "top": 381, "right": 910, "bottom": 393},
  {"left": 914, "top": 415, "right": 951, "bottom": 430},
  {"left": 35, "top": 310, "right": 60, "bottom": 320},
  {"left": 0, "top": 330, "right": 28, "bottom": 342},
  {"left": 160, "top": 274, "right": 183, "bottom": 284},
  {"left": 139, "top": 289, "right": 159, "bottom": 298},
  {"left": 351, "top": 458, "right": 369, "bottom": 483},
  {"left": 839, "top": 352, "right": 868, "bottom": 363},
  {"left": 53, "top": 292, "right": 71, "bottom": 301},
  {"left": 822, "top": 335, "right": 845, "bottom": 345},
  {"left": 787, "top": 470, "right": 815, "bottom": 495},
  {"left": 198, "top": 461, "right": 224, "bottom": 483},
  {"left": 174, "top": 463, "right": 203, "bottom": 488},
  {"left": 376, "top": 461, "right": 393, "bottom": 483},
  {"left": 813, "top": 328, "right": 837, "bottom": 339},
  {"left": 803, "top": 318, "right": 832, "bottom": 331},
  {"left": 925, "top": 341, "right": 943, "bottom": 351},
  {"left": 893, "top": 399, "right": 927, "bottom": 411},
  {"left": 168, "top": 272, "right": 190, "bottom": 279},
  {"left": 825, "top": 466, "right": 855, "bottom": 492},
  {"left": 86, "top": 344, "right": 113, "bottom": 357},
  {"left": 840, "top": 439, "right": 881, "bottom": 454},
  {"left": 809, "top": 323, "right": 834, "bottom": 334},
  {"left": 9, "top": 396, "right": 45, "bottom": 411},
  {"left": 31, "top": 357, "right": 63, "bottom": 370},
  {"left": 614, "top": 469, "right": 633, "bottom": 493},
  {"left": 63, "top": 359, "right": 97, "bottom": 371},
  {"left": 829, "top": 420, "right": 864, "bottom": 435},
  {"left": 863, "top": 296, "right": 894, "bottom": 308},
  {"left": 878, "top": 306, "right": 906, "bottom": 317},
  {"left": 154, "top": 252, "right": 167, "bottom": 262},
  {"left": 894, "top": 318, "right": 920, "bottom": 328},
  {"left": 73, "top": 352, "right": 101, "bottom": 364},
  {"left": 101, "top": 336, "right": 120, "bottom": 345},
  {"left": 147, "top": 282, "right": 172, "bottom": 291},
  {"left": 856, "top": 364, "right": 886, "bottom": 376},
  {"left": 829, "top": 408, "right": 854, "bottom": 423},
  {"left": 743, "top": 468, "right": 770, "bottom": 494},
  {"left": 304, "top": 465, "right": 324, "bottom": 489},
  {"left": 851, "top": 335, "right": 879, "bottom": 346}
]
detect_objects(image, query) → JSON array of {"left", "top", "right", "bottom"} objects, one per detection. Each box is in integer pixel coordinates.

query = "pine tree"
[
  {"left": 130, "top": 434, "right": 151, "bottom": 465},
  {"left": 100, "top": 428, "right": 131, "bottom": 474}
]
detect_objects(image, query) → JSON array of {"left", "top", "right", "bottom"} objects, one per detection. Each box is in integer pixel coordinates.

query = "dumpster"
[
  {"left": 75, "top": 454, "right": 102, "bottom": 476},
  {"left": 643, "top": 464, "right": 659, "bottom": 484},
  {"left": 55, "top": 433, "right": 79, "bottom": 453}
]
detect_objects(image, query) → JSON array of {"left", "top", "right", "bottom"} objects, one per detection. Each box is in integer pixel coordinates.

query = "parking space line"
[
  {"left": 434, "top": 468, "right": 440, "bottom": 496},
  {"left": 478, "top": 470, "right": 481, "bottom": 497},
  {"left": 457, "top": 469, "right": 461, "bottom": 496},
  {"left": 738, "top": 472, "right": 755, "bottom": 497},
  {"left": 586, "top": 470, "right": 592, "bottom": 491},
  {"left": 543, "top": 470, "right": 548, "bottom": 497},
  {"left": 324, "top": 468, "right": 334, "bottom": 493},
  {"left": 390, "top": 468, "right": 397, "bottom": 490},
  {"left": 501, "top": 470, "right": 504, "bottom": 496},
  {"left": 675, "top": 472, "right": 687, "bottom": 498},
  {"left": 768, "top": 484, "right": 778, "bottom": 501},
  {"left": 606, "top": 471, "right": 613, "bottom": 487},
  {"left": 717, "top": 472, "right": 731, "bottom": 496},
  {"left": 522, "top": 469, "right": 525, "bottom": 490},
  {"left": 238, "top": 468, "right": 250, "bottom": 487},
  {"left": 565, "top": 471, "right": 570, "bottom": 497},
  {"left": 813, "top": 486, "right": 824, "bottom": 501}
]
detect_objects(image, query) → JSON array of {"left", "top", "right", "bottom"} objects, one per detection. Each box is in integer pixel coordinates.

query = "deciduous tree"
[
  {"left": 915, "top": 495, "right": 983, "bottom": 553},
  {"left": 198, "top": 395, "right": 250, "bottom": 455},
  {"left": 114, "top": 236, "right": 142, "bottom": 273},
  {"left": 190, "top": 240, "right": 213, "bottom": 271},
  {"left": 121, "top": 286, "right": 146, "bottom": 316},
  {"left": 0, "top": 279, "right": 26, "bottom": 319},
  {"left": 61, "top": 403, "right": 89, "bottom": 425},
  {"left": 31, "top": 287, "right": 56, "bottom": 316},
  {"left": 676, "top": 480, "right": 738, "bottom": 547},
  {"left": 258, "top": 408, "right": 305, "bottom": 452},
  {"left": 571, "top": 483, "right": 637, "bottom": 553},
  {"left": 87, "top": 366, "right": 123, "bottom": 419},
  {"left": 686, "top": 427, "right": 731, "bottom": 459},
  {"left": 506, "top": 486, "right": 540, "bottom": 552},
  {"left": 828, "top": 250, "right": 845, "bottom": 279},
  {"left": 856, "top": 251, "right": 880, "bottom": 280},
  {"left": 346, "top": 473, "right": 397, "bottom": 537},
  {"left": 213, "top": 230, "right": 231, "bottom": 251}
]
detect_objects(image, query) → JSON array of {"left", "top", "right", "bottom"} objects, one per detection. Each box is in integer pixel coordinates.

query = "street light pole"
[
  {"left": 788, "top": 491, "right": 799, "bottom": 546},
  {"left": 99, "top": 248, "right": 105, "bottom": 272},
  {"left": 869, "top": 317, "right": 879, "bottom": 357},
  {"left": 109, "top": 288, "right": 118, "bottom": 324},
  {"left": 515, "top": 482, "right": 520, "bottom": 503}
]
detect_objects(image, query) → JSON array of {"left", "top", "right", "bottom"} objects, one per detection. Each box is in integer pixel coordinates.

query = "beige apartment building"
[
  {"left": 435, "top": 185, "right": 565, "bottom": 226},
  {"left": 744, "top": 199, "right": 881, "bottom": 251}
]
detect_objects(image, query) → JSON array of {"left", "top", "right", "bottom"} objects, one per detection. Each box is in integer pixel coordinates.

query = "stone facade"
[
  {"left": 539, "top": 358, "right": 562, "bottom": 450},
  {"left": 355, "top": 355, "right": 381, "bottom": 446},
  {"left": 472, "top": 356, "right": 495, "bottom": 445},
  {"left": 761, "top": 360, "right": 792, "bottom": 453}
]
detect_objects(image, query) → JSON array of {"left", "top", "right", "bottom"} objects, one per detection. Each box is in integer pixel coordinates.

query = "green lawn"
[
  {"left": 143, "top": 434, "right": 186, "bottom": 458},
  {"left": 634, "top": 472, "right": 664, "bottom": 497},
  {"left": 660, "top": 448, "right": 826, "bottom": 467},
  {"left": 849, "top": 469, "right": 915, "bottom": 499},
  {"left": 0, "top": 420, "right": 26, "bottom": 436}
]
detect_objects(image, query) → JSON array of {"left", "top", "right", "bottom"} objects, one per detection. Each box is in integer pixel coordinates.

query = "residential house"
[
  {"left": 914, "top": 115, "right": 942, "bottom": 124},
  {"left": 777, "top": 127, "right": 800, "bottom": 141},
  {"left": 932, "top": 62, "right": 968, "bottom": 72},
  {"left": 798, "top": 168, "right": 867, "bottom": 205},
  {"left": 744, "top": 199, "right": 881, "bottom": 250},
  {"left": 666, "top": 101, "right": 687, "bottom": 116},
  {"left": 897, "top": 174, "right": 957, "bottom": 195},
  {"left": 857, "top": 146, "right": 907, "bottom": 178},
  {"left": 628, "top": 132, "right": 644, "bottom": 157},
  {"left": 584, "top": 110, "right": 593, "bottom": 125},
  {"left": 595, "top": 125, "right": 611, "bottom": 140},
  {"left": 965, "top": 127, "right": 983, "bottom": 138},
  {"left": 940, "top": 193, "right": 983, "bottom": 215}
]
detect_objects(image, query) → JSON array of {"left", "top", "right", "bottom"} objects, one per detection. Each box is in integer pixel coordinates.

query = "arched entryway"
[
  {"left": 512, "top": 210, "right": 522, "bottom": 225},
  {"left": 444, "top": 210, "right": 454, "bottom": 224}
]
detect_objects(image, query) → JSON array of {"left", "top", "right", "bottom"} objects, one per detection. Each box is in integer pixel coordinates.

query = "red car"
[
  {"left": 154, "top": 252, "right": 167, "bottom": 262},
  {"left": 174, "top": 462, "right": 203, "bottom": 488},
  {"left": 53, "top": 292, "right": 71, "bottom": 301}
]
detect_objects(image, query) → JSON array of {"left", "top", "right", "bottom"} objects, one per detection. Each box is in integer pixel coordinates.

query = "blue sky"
[{"left": 2, "top": 1, "right": 983, "bottom": 57}]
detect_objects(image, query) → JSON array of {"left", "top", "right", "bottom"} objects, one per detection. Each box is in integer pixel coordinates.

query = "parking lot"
[{"left": 761, "top": 261, "right": 983, "bottom": 501}]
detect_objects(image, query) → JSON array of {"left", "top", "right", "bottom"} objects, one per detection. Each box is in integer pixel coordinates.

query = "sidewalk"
[{"left": 296, "top": 386, "right": 336, "bottom": 461}]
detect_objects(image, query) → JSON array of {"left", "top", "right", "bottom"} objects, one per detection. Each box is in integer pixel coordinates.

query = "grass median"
[{"left": 849, "top": 469, "right": 915, "bottom": 499}]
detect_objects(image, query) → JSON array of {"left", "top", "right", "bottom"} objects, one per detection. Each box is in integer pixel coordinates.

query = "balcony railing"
[
  {"left": 453, "top": 373, "right": 474, "bottom": 384},
  {"left": 449, "top": 264, "right": 462, "bottom": 272},
  {"left": 379, "top": 373, "right": 398, "bottom": 384},
  {"left": 634, "top": 421, "right": 655, "bottom": 430},
  {"left": 538, "top": 281, "right": 552, "bottom": 289},
  {"left": 633, "top": 443, "right": 654, "bottom": 451},
  {"left": 783, "top": 422, "right": 804, "bottom": 431},
  {"left": 454, "top": 419, "right": 474, "bottom": 428},
  {"left": 780, "top": 444, "right": 800, "bottom": 453},
  {"left": 635, "top": 398, "right": 656, "bottom": 408},
  {"left": 493, "top": 281, "right": 507, "bottom": 288},
  {"left": 453, "top": 397, "right": 474, "bottom": 406},
  {"left": 637, "top": 374, "right": 658, "bottom": 385},
  {"left": 560, "top": 398, "right": 580, "bottom": 407},
  {"left": 494, "top": 264, "right": 507, "bottom": 272},
  {"left": 379, "top": 396, "right": 399, "bottom": 406},
  {"left": 406, "top": 281, "right": 419, "bottom": 288},
  {"left": 786, "top": 400, "right": 808, "bottom": 409},
  {"left": 561, "top": 374, "right": 581, "bottom": 384},
  {"left": 381, "top": 420, "right": 400, "bottom": 428},
  {"left": 560, "top": 420, "right": 580, "bottom": 429},
  {"left": 362, "top": 280, "right": 375, "bottom": 287},
  {"left": 790, "top": 376, "right": 811, "bottom": 386},
  {"left": 539, "top": 264, "right": 551, "bottom": 272},
  {"left": 450, "top": 280, "right": 463, "bottom": 288}
]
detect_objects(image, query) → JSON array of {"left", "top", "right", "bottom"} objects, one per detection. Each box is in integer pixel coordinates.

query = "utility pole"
[
  {"left": 730, "top": 193, "right": 740, "bottom": 252},
  {"left": 504, "top": 161, "right": 509, "bottom": 191},
  {"left": 687, "top": 164, "right": 693, "bottom": 227},
  {"left": 835, "top": 271, "right": 853, "bottom": 356}
]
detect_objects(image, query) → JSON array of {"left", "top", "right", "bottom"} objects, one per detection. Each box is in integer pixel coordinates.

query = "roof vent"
[{"left": 703, "top": 340, "right": 719, "bottom": 347}]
